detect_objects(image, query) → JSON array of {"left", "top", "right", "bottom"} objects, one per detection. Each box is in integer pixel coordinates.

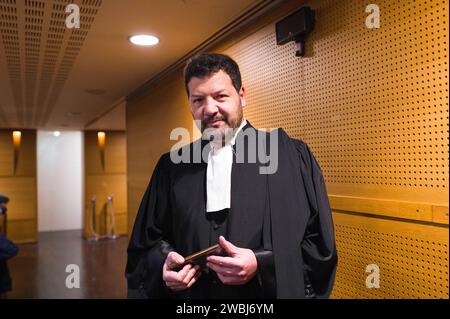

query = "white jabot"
[{"left": 206, "top": 119, "right": 247, "bottom": 212}]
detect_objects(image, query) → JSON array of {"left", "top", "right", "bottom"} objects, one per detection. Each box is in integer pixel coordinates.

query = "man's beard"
[{"left": 201, "top": 106, "right": 243, "bottom": 147}]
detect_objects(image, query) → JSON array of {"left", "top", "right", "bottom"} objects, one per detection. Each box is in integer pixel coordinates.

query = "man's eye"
[
  {"left": 193, "top": 98, "right": 202, "bottom": 103},
  {"left": 216, "top": 95, "right": 227, "bottom": 99}
]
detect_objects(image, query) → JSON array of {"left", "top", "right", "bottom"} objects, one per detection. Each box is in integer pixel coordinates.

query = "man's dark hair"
[{"left": 183, "top": 53, "right": 242, "bottom": 97}]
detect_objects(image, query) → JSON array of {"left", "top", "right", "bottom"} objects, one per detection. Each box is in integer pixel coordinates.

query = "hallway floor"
[{"left": 5, "top": 230, "right": 128, "bottom": 298}]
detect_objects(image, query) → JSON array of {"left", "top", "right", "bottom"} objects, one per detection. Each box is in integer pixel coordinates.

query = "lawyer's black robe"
[{"left": 125, "top": 122, "right": 337, "bottom": 299}]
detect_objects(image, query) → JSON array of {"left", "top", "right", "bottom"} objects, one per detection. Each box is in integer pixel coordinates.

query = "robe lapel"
[{"left": 227, "top": 122, "right": 268, "bottom": 248}]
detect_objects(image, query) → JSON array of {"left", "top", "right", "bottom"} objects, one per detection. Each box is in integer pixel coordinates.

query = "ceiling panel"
[{"left": 0, "top": 0, "right": 266, "bottom": 130}]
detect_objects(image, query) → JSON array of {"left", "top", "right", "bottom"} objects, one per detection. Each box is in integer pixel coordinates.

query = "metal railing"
[
  {"left": 86, "top": 194, "right": 120, "bottom": 241},
  {"left": 106, "top": 195, "right": 118, "bottom": 240}
]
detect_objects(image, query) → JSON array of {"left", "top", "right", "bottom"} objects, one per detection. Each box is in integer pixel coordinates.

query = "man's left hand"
[{"left": 206, "top": 236, "right": 257, "bottom": 285}]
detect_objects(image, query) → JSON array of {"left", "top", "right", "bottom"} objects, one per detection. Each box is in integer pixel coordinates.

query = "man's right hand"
[{"left": 163, "top": 251, "right": 202, "bottom": 292}]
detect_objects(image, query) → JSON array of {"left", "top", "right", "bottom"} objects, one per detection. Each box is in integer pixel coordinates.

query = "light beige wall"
[
  {"left": 126, "top": 0, "right": 449, "bottom": 298},
  {"left": 84, "top": 130, "right": 127, "bottom": 237},
  {"left": 0, "top": 129, "right": 37, "bottom": 243}
]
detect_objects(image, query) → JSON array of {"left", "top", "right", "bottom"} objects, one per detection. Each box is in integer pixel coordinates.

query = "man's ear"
[{"left": 239, "top": 86, "right": 246, "bottom": 107}]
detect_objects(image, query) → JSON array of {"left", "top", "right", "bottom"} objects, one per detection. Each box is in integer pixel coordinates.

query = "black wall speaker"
[{"left": 275, "top": 6, "right": 315, "bottom": 56}]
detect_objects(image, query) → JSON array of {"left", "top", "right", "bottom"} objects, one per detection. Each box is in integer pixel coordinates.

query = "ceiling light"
[
  {"left": 129, "top": 34, "right": 159, "bottom": 46},
  {"left": 53, "top": 131, "right": 61, "bottom": 137},
  {"left": 12, "top": 131, "right": 21, "bottom": 139}
]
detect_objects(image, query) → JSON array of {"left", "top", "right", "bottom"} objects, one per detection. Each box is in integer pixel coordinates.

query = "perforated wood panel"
[
  {"left": 332, "top": 212, "right": 448, "bottom": 298},
  {"left": 0, "top": 0, "right": 23, "bottom": 125},
  {"left": 0, "top": 0, "right": 102, "bottom": 127},
  {"left": 224, "top": 0, "right": 449, "bottom": 206},
  {"left": 221, "top": 0, "right": 449, "bottom": 298}
]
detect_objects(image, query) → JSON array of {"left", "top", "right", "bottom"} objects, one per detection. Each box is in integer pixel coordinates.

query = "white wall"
[{"left": 37, "top": 131, "right": 83, "bottom": 232}]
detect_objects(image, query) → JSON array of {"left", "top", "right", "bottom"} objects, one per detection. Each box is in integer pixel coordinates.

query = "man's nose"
[{"left": 204, "top": 97, "right": 219, "bottom": 116}]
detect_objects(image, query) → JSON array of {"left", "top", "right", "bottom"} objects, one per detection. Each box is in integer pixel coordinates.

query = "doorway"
[{"left": 37, "top": 131, "right": 83, "bottom": 231}]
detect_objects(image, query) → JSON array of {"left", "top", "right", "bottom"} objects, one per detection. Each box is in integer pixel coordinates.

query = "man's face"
[{"left": 188, "top": 70, "right": 246, "bottom": 142}]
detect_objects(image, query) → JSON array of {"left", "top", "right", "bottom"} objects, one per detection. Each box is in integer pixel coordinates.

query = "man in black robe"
[{"left": 126, "top": 53, "right": 337, "bottom": 299}]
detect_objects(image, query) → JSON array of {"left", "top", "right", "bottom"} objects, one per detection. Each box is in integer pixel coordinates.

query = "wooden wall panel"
[
  {"left": 105, "top": 131, "right": 126, "bottom": 174},
  {"left": 126, "top": 71, "right": 193, "bottom": 233},
  {"left": 84, "top": 131, "right": 104, "bottom": 175},
  {"left": 85, "top": 175, "right": 127, "bottom": 214},
  {"left": 126, "top": 0, "right": 449, "bottom": 298},
  {"left": 114, "top": 213, "right": 127, "bottom": 235},
  {"left": 331, "top": 211, "right": 448, "bottom": 299},
  {"left": 84, "top": 131, "right": 127, "bottom": 237},
  {"left": 223, "top": 0, "right": 449, "bottom": 207},
  {"left": 14, "top": 130, "right": 36, "bottom": 177},
  {"left": 0, "top": 177, "right": 37, "bottom": 221},
  {"left": 0, "top": 131, "right": 14, "bottom": 175},
  {"left": 7, "top": 219, "right": 37, "bottom": 244},
  {"left": 0, "top": 130, "right": 37, "bottom": 243}
]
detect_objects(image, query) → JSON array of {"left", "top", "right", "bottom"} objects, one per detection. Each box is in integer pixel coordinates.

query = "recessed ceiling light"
[
  {"left": 53, "top": 131, "right": 61, "bottom": 137},
  {"left": 129, "top": 34, "right": 159, "bottom": 46}
]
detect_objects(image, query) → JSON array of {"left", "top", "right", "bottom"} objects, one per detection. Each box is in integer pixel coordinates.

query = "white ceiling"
[{"left": 0, "top": 0, "right": 265, "bottom": 130}]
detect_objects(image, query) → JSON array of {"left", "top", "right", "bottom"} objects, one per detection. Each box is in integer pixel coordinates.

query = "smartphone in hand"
[{"left": 170, "top": 244, "right": 225, "bottom": 271}]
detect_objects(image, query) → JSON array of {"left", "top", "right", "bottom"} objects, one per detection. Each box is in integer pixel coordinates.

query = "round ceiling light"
[{"left": 129, "top": 34, "right": 159, "bottom": 46}]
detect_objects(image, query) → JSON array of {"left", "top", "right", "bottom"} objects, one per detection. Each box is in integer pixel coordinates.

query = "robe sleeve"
[
  {"left": 253, "top": 176, "right": 276, "bottom": 298},
  {"left": 125, "top": 153, "right": 175, "bottom": 299},
  {"left": 291, "top": 139, "right": 338, "bottom": 299}
]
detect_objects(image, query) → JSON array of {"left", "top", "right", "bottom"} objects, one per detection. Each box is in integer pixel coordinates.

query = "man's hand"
[
  {"left": 206, "top": 236, "right": 258, "bottom": 285},
  {"left": 162, "top": 251, "right": 202, "bottom": 292}
]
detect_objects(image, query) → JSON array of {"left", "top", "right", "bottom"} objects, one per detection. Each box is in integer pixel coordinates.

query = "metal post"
[
  {"left": 87, "top": 196, "right": 101, "bottom": 241},
  {"left": 106, "top": 195, "right": 119, "bottom": 240}
]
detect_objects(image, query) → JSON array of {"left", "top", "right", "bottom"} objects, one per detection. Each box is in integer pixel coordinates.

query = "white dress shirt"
[{"left": 206, "top": 118, "right": 247, "bottom": 212}]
